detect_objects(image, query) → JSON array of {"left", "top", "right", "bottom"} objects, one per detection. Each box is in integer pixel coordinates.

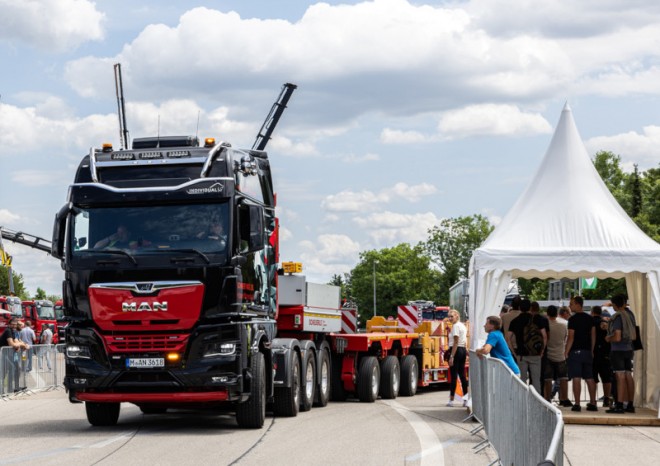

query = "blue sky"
[{"left": 1, "top": 0, "right": 660, "bottom": 296}]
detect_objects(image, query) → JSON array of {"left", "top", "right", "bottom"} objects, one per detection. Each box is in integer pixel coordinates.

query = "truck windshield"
[
  {"left": 37, "top": 303, "right": 56, "bottom": 319},
  {"left": 54, "top": 305, "right": 64, "bottom": 320},
  {"left": 71, "top": 203, "right": 230, "bottom": 257}
]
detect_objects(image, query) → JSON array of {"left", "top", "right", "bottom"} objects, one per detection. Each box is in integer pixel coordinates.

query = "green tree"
[
  {"left": 328, "top": 273, "right": 352, "bottom": 304},
  {"left": 35, "top": 287, "right": 48, "bottom": 300},
  {"left": 348, "top": 244, "right": 441, "bottom": 324},
  {"left": 423, "top": 215, "right": 494, "bottom": 303},
  {"left": 0, "top": 266, "right": 29, "bottom": 299}
]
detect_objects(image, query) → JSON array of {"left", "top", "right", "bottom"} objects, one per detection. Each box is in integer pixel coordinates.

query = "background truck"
[{"left": 20, "top": 299, "right": 58, "bottom": 344}]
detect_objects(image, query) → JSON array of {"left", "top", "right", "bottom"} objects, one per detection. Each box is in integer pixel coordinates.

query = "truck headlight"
[
  {"left": 203, "top": 342, "right": 236, "bottom": 357},
  {"left": 66, "top": 345, "right": 92, "bottom": 359}
]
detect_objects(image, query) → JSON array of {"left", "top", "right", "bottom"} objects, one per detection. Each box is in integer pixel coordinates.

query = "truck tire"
[
  {"left": 300, "top": 350, "right": 316, "bottom": 412},
  {"left": 399, "top": 355, "right": 419, "bottom": 397},
  {"left": 379, "top": 356, "right": 400, "bottom": 399},
  {"left": 330, "top": 354, "right": 347, "bottom": 402},
  {"left": 85, "top": 402, "right": 120, "bottom": 426},
  {"left": 357, "top": 356, "right": 380, "bottom": 402},
  {"left": 314, "top": 349, "right": 330, "bottom": 407},
  {"left": 273, "top": 351, "right": 300, "bottom": 417},
  {"left": 236, "top": 351, "right": 266, "bottom": 428}
]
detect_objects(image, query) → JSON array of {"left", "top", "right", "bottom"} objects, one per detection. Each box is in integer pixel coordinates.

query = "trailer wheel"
[
  {"left": 85, "top": 402, "right": 120, "bottom": 426},
  {"left": 236, "top": 351, "right": 266, "bottom": 428},
  {"left": 273, "top": 351, "right": 300, "bottom": 417},
  {"left": 300, "top": 350, "right": 316, "bottom": 412},
  {"left": 399, "top": 355, "right": 419, "bottom": 397},
  {"left": 314, "top": 349, "right": 331, "bottom": 407},
  {"left": 379, "top": 356, "right": 400, "bottom": 399},
  {"left": 357, "top": 356, "right": 380, "bottom": 402},
  {"left": 330, "top": 354, "right": 347, "bottom": 402}
]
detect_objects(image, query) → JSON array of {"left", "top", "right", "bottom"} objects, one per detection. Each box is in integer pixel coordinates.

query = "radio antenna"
[{"left": 195, "top": 110, "right": 201, "bottom": 141}]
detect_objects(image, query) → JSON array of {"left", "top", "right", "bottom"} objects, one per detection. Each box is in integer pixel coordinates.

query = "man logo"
[
  {"left": 122, "top": 301, "right": 168, "bottom": 312},
  {"left": 136, "top": 283, "right": 154, "bottom": 293}
]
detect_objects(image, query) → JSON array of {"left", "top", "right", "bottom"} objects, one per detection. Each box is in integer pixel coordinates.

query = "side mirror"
[{"left": 51, "top": 204, "right": 71, "bottom": 259}]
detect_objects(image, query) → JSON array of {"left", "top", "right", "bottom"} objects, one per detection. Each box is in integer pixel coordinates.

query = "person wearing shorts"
[
  {"left": 606, "top": 294, "right": 636, "bottom": 414},
  {"left": 544, "top": 305, "right": 571, "bottom": 407},
  {"left": 565, "top": 296, "right": 597, "bottom": 412}
]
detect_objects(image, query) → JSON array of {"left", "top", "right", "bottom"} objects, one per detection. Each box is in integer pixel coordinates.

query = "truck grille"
[{"left": 104, "top": 334, "right": 189, "bottom": 353}]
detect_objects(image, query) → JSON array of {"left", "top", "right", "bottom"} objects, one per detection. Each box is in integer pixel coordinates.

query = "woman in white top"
[{"left": 447, "top": 309, "right": 469, "bottom": 406}]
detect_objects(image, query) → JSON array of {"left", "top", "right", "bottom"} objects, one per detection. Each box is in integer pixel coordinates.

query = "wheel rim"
[
  {"left": 409, "top": 362, "right": 417, "bottom": 391},
  {"left": 320, "top": 358, "right": 329, "bottom": 396},
  {"left": 392, "top": 365, "right": 400, "bottom": 393},
  {"left": 371, "top": 365, "right": 379, "bottom": 397},
  {"left": 305, "top": 359, "right": 314, "bottom": 399},
  {"left": 293, "top": 359, "right": 300, "bottom": 405}
]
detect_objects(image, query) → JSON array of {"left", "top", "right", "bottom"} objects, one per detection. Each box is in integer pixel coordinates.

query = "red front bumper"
[{"left": 76, "top": 390, "right": 228, "bottom": 403}]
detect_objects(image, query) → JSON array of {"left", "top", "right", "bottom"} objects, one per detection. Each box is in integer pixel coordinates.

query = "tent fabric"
[{"left": 468, "top": 104, "right": 660, "bottom": 408}]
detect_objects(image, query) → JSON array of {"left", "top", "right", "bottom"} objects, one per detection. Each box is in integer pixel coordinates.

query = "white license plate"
[{"left": 126, "top": 358, "right": 165, "bottom": 368}]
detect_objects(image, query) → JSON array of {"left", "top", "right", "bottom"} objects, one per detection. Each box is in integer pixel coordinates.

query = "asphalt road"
[{"left": 0, "top": 388, "right": 496, "bottom": 466}]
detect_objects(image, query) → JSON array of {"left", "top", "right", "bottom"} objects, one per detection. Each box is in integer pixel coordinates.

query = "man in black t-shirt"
[
  {"left": 1, "top": 317, "right": 26, "bottom": 394},
  {"left": 508, "top": 299, "right": 547, "bottom": 395},
  {"left": 565, "top": 296, "right": 597, "bottom": 412}
]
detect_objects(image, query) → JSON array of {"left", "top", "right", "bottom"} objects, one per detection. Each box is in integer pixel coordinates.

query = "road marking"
[{"left": 382, "top": 399, "right": 445, "bottom": 466}]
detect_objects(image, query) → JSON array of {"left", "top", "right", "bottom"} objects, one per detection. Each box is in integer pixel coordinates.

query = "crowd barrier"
[
  {"left": 469, "top": 350, "right": 564, "bottom": 466},
  {"left": 1, "top": 344, "right": 65, "bottom": 398}
]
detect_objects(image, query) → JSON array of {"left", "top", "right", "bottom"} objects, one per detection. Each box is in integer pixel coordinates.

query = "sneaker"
[
  {"left": 603, "top": 398, "right": 611, "bottom": 408},
  {"left": 446, "top": 400, "right": 454, "bottom": 407},
  {"left": 559, "top": 399, "right": 573, "bottom": 407},
  {"left": 463, "top": 399, "right": 468, "bottom": 407},
  {"left": 625, "top": 405, "right": 635, "bottom": 413},
  {"left": 571, "top": 405, "right": 581, "bottom": 412},
  {"left": 606, "top": 406, "right": 625, "bottom": 414},
  {"left": 586, "top": 403, "right": 598, "bottom": 412}
]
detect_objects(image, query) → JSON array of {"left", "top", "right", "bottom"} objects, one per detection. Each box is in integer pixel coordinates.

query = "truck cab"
[
  {"left": 21, "top": 299, "right": 58, "bottom": 343},
  {"left": 52, "top": 136, "right": 277, "bottom": 427}
]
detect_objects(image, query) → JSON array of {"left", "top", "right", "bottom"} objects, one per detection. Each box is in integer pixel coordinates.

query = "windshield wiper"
[
  {"left": 77, "top": 249, "right": 138, "bottom": 265},
  {"left": 163, "top": 248, "right": 211, "bottom": 264}
]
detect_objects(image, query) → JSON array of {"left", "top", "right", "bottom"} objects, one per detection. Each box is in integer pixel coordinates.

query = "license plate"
[{"left": 126, "top": 358, "right": 165, "bottom": 368}]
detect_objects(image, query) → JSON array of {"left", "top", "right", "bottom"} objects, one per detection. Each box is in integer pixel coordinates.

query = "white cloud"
[
  {"left": 438, "top": 104, "right": 553, "bottom": 138},
  {"left": 11, "top": 170, "right": 68, "bottom": 187},
  {"left": 322, "top": 182, "right": 438, "bottom": 213},
  {"left": 380, "top": 128, "right": 429, "bottom": 144},
  {"left": 586, "top": 126, "right": 660, "bottom": 169},
  {"left": 0, "top": 209, "right": 23, "bottom": 226},
  {"left": 299, "top": 234, "right": 361, "bottom": 276},
  {"left": 0, "top": 0, "right": 104, "bottom": 51},
  {"left": 353, "top": 211, "right": 440, "bottom": 245},
  {"left": 340, "top": 153, "right": 380, "bottom": 163}
]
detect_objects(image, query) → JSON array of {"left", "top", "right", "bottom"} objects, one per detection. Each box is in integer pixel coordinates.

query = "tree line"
[{"left": 331, "top": 151, "right": 659, "bottom": 324}]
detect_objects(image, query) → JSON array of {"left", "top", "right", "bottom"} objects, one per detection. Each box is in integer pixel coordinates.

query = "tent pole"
[{"left": 642, "top": 275, "right": 648, "bottom": 405}]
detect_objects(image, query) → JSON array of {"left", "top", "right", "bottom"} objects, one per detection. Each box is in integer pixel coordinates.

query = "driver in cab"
[
  {"left": 94, "top": 225, "right": 151, "bottom": 249},
  {"left": 197, "top": 222, "right": 227, "bottom": 249}
]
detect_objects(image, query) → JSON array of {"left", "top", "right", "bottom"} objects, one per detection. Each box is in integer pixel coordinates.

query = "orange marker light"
[
  {"left": 166, "top": 353, "right": 181, "bottom": 362},
  {"left": 204, "top": 137, "right": 216, "bottom": 147}
]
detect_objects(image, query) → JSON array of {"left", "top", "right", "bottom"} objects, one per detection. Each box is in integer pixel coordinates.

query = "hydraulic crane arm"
[
  {"left": 1, "top": 227, "right": 52, "bottom": 254},
  {"left": 252, "top": 83, "right": 297, "bottom": 151}
]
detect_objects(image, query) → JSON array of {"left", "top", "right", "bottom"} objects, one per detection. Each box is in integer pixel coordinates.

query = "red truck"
[{"left": 21, "top": 299, "right": 58, "bottom": 344}]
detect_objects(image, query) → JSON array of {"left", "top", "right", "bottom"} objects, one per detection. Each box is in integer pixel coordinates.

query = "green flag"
[{"left": 581, "top": 277, "right": 598, "bottom": 290}]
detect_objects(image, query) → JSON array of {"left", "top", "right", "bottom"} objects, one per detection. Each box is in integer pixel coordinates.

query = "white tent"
[{"left": 468, "top": 103, "right": 660, "bottom": 409}]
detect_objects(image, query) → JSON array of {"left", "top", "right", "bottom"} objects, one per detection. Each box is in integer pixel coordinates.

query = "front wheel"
[
  {"left": 236, "top": 352, "right": 266, "bottom": 428},
  {"left": 85, "top": 402, "right": 120, "bottom": 426}
]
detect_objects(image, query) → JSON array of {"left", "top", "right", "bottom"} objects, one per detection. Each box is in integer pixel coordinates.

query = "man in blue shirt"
[{"left": 476, "top": 315, "right": 520, "bottom": 375}]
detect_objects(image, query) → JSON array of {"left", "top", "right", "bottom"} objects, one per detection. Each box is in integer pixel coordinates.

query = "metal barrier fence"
[
  {"left": 1, "top": 344, "right": 65, "bottom": 398},
  {"left": 469, "top": 350, "right": 564, "bottom": 466}
]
